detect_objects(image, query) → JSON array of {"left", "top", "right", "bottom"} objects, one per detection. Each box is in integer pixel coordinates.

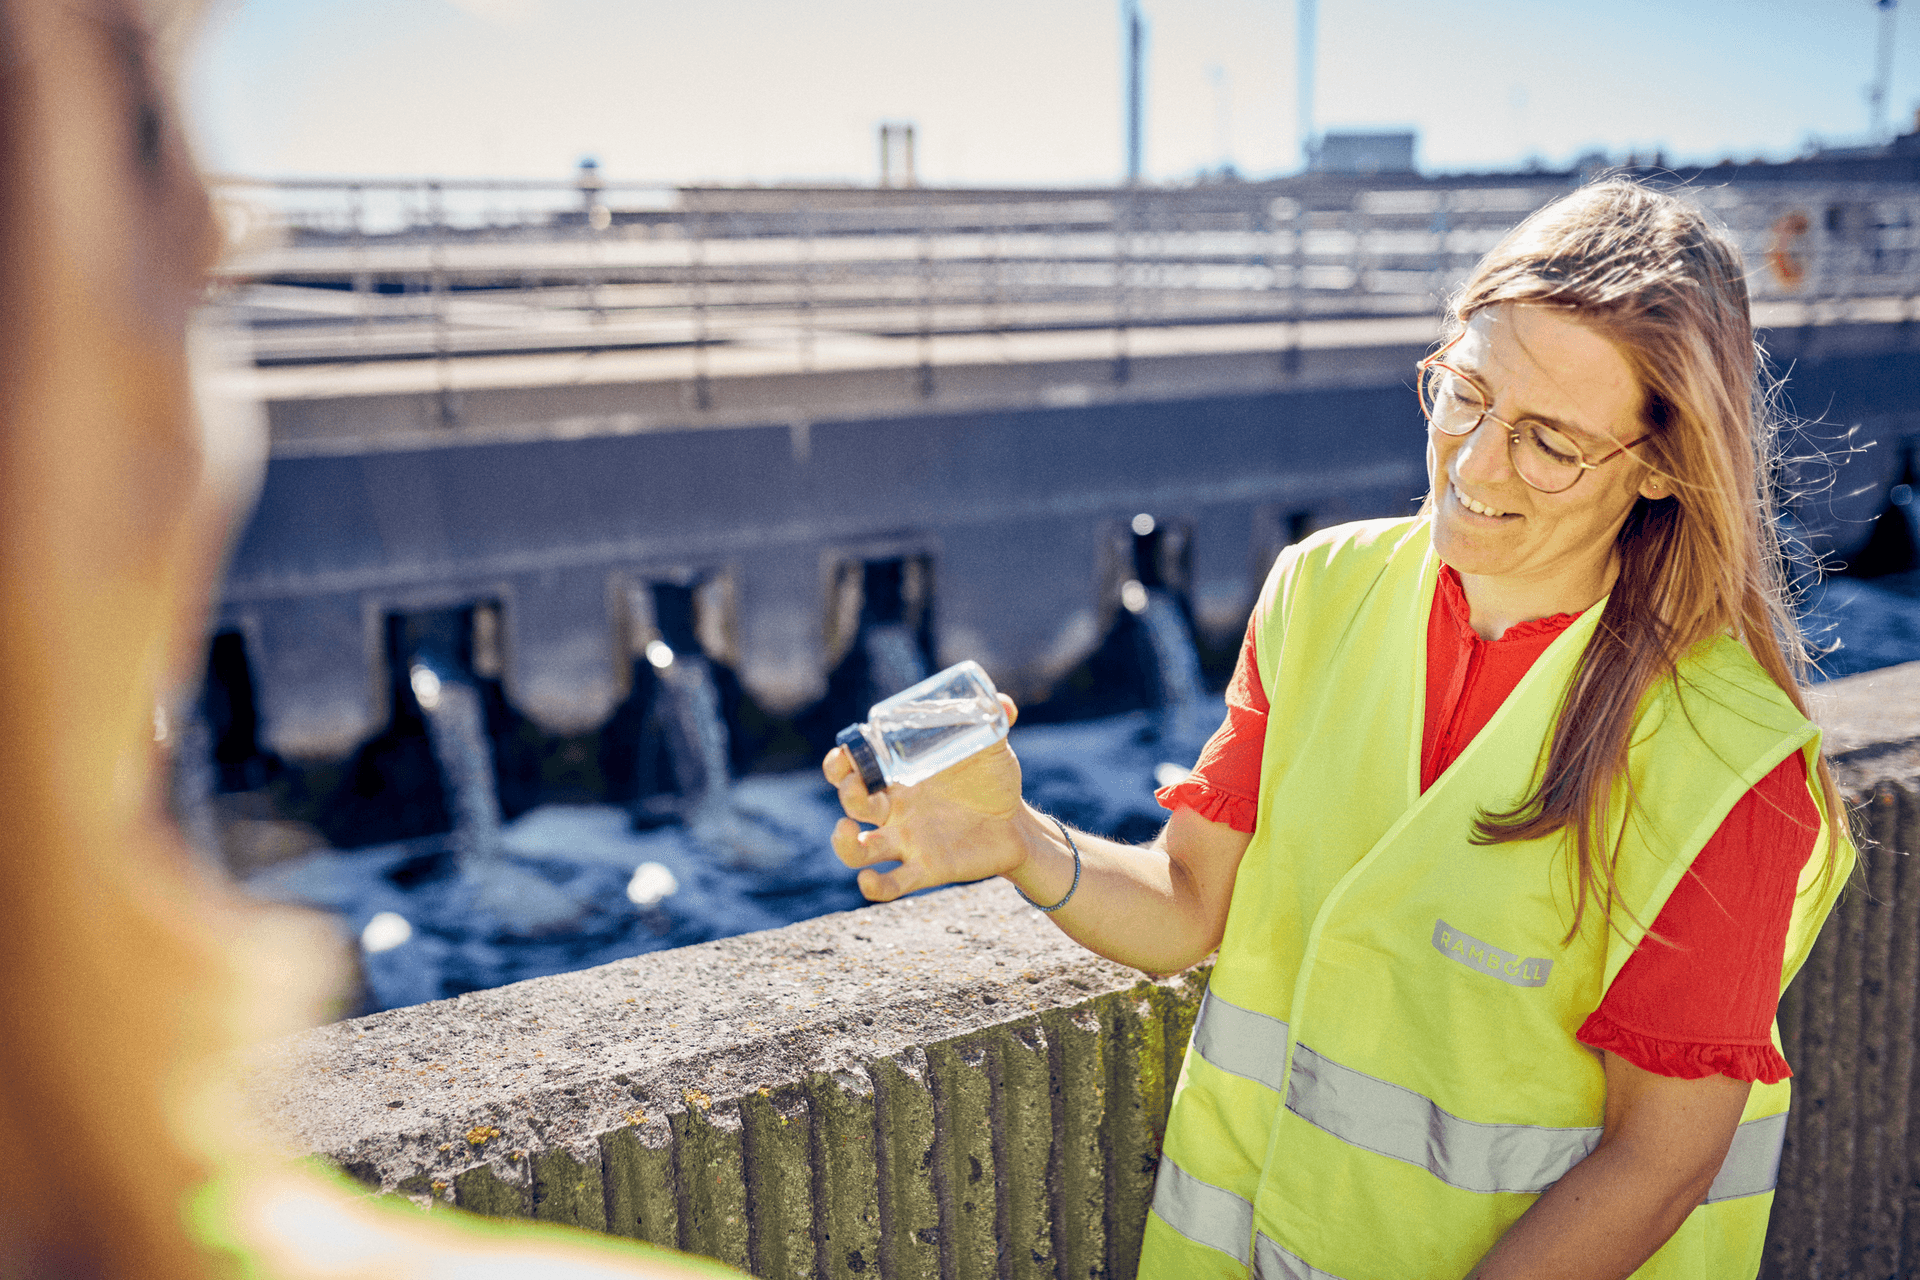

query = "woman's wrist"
[{"left": 1004, "top": 804, "right": 1079, "bottom": 907}]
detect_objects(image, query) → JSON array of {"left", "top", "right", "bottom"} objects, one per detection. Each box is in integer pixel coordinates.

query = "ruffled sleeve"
[
  {"left": 1156, "top": 776, "right": 1259, "bottom": 834},
  {"left": 1576, "top": 752, "right": 1818, "bottom": 1084},
  {"left": 1576, "top": 1009, "right": 1791, "bottom": 1084},
  {"left": 1154, "top": 613, "right": 1267, "bottom": 836}
]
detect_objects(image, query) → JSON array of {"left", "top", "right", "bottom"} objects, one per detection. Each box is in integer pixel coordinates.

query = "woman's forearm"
[
  {"left": 1001, "top": 803, "right": 1246, "bottom": 976},
  {"left": 1463, "top": 1132, "right": 1709, "bottom": 1280},
  {"left": 1465, "top": 1055, "right": 1750, "bottom": 1280}
]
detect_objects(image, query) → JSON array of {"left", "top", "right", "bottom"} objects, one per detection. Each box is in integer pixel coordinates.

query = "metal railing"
[{"left": 210, "top": 177, "right": 1920, "bottom": 371}]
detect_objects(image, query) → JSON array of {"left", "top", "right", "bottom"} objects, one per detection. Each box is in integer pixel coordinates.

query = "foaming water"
[{"left": 245, "top": 701, "right": 1222, "bottom": 1014}]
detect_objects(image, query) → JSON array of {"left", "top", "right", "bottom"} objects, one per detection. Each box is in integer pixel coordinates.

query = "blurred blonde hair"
[{"left": 0, "top": 4, "right": 729, "bottom": 1276}]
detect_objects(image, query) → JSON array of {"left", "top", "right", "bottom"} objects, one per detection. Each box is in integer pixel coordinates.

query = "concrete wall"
[
  {"left": 245, "top": 660, "right": 1920, "bottom": 1279},
  {"left": 224, "top": 368, "right": 1432, "bottom": 757},
  {"left": 245, "top": 879, "right": 1202, "bottom": 1280}
]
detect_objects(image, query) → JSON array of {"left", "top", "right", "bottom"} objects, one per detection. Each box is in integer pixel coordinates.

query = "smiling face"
[{"left": 1428, "top": 303, "right": 1669, "bottom": 635}]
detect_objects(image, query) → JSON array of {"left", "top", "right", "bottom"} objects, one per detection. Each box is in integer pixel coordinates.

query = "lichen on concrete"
[
  {"left": 452, "top": 1161, "right": 528, "bottom": 1218},
  {"left": 806, "top": 1067, "right": 880, "bottom": 1280},
  {"left": 926, "top": 1037, "right": 997, "bottom": 1280}
]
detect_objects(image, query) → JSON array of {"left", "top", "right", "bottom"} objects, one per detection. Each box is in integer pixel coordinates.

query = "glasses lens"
[
  {"left": 1514, "top": 421, "right": 1585, "bottom": 492},
  {"left": 1421, "top": 366, "right": 1486, "bottom": 436}
]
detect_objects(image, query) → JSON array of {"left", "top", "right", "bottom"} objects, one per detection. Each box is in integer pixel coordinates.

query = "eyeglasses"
[{"left": 1417, "top": 346, "right": 1648, "bottom": 495}]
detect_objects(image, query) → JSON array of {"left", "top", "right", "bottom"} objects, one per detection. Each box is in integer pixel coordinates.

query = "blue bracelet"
[{"left": 1016, "top": 819, "right": 1081, "bottom": 912}]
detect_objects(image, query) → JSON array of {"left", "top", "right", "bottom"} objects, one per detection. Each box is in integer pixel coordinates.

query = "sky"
[{"left": 187, "top": 0, "right": 1920, "bottom": 187}]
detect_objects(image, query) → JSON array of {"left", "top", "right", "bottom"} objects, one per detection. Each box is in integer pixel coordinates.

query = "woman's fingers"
[
  {"left": 857, "top": 860, "right": 930, "bottom": 904},
  {"left": 821, "top": 745, "right": 850, "bottom": 785},
  {"left": 835, "top": 820, "right": 925, "bottom": 902},
  {"left": 835, "top": 772, "right": 890, "bottom": 826},
  {"left": 830, "top": 816, "right": 908, "bottom": 868}
]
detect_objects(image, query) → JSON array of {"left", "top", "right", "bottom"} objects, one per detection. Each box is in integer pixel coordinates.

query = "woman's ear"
[{"left": 1639, "top": 472, "right": 1671, "bottom": 501}]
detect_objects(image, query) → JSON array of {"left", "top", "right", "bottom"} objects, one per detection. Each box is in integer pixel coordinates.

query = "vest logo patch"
[{"left": 1432, "top": 919, "right": 1553, "bottom": 988}]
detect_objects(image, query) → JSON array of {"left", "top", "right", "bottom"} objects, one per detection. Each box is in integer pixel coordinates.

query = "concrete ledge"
[
  {"left": 244, "top": 877, "right": 1203, "bottom": 1278},
  {"left": 247, "top": 660, "right": 1920, "bottom": 1280}
]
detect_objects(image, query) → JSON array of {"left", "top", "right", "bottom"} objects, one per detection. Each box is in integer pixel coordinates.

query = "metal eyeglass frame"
[{"left": 1417, "top": 340, "right": 1649, "bottom": 496}]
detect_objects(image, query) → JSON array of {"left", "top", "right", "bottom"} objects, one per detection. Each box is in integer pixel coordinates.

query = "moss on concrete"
[
  {"left": 531, "top": 1146, "right": 606, "bottom": 1231},
  {"left": 453, "top": 1162, "right": 530, "bottom": 1218},
  {"left": 1100, "top": 990, "right": 1165, "bottom": 1280},
  {"left": 872, "top": 1050, "right": 940, "bottom": 1280},
  {"left": 601, "top": 1125, "right": 679, "bottom": 1247},
  {"left": 806, "top": 1069, "right": 881, "bottom": 1280},
  {"left": 672, "top": 1103, "right": 751, "bottom": 1271},
  {"left": 741, "top": 1084, "right": 816, "bottom": 1280},
  {"left": 996, "top": 1019, "right": 1057, "bottom": 1280},
  {"left": 927, "top": 1037, "right": 998, "bottom": 1280},
  {"left": 1043, "top": 1004, "right": 1108, "bottom": 1280}
]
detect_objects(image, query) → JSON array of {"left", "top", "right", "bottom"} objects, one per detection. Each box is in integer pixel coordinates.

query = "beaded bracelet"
[{"left": 1016, "top": 818, "right": 1082, "bottom": 913}]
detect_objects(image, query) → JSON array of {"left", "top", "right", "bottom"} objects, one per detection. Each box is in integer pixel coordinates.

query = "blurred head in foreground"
[{"left": 0, "top": 2, "right": 728, "bottom": 1275}]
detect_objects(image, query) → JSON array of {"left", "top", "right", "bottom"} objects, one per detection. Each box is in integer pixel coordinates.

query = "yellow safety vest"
[{"left": 1141, "top": 517, "right": 1852, "bottom": 1280}]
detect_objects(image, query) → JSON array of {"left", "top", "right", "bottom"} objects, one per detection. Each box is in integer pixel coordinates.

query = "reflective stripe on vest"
[
  {"left": 1188, "top": 985, "right": 1790, "bottom": 1201},
  {"left": 1707, "top": 1111, "right": 1788, "bottom": 1203},
  {"left": 1151, "top": 1157, "right": 1252, "bottom": 1265},
  {"left": 1287, "top": 1041, "right": 1601, "bottom": 1195},
  {"left": 1253, "top": 1233, "right": 1350, "bottom": 1280},
  {"left": 1192, "top": 988, "right": 1290, "bottom": 1091}
]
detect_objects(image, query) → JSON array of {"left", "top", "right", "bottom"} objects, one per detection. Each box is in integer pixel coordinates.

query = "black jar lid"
[{"left": 834, "top": 725, "right": 885, "bottom": 794}]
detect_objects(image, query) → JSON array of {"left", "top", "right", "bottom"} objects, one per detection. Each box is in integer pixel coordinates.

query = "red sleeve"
[
  {"left": 1577, "top": 752, "right": 1819, "bottom": 1083},
  {"left": 1154, "top": 612, "right": 1266, "bottom": 834}
]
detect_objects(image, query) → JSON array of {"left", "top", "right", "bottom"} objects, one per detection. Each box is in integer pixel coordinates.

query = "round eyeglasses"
[{"left": 1417, "top": 353, "right": 1648, "bottom": 495}]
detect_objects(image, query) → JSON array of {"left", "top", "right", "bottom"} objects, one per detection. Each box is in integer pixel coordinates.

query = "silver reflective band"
[
  {"left": 1254, "top": 1233, "right": 1353, "bottom": 1280},
  {"left": 1432, "top": 919, "right": 1553, "bottom": 988},
  {"left": 1287, "top": 1042, "right": 1602, "bottom": 1195},
  {"left": 1151, "top": 1158, "right": 1252, "bottom": 1265},
  {"left": 1707, "top": 1112, "right": 1788, "bottom": 1203},
  {"left": 1192, "top": 988, "right": 1292, "bottom": 1093},
  {"left": 1186, "top": 988, "right": 1786, "bottom": 1204}
]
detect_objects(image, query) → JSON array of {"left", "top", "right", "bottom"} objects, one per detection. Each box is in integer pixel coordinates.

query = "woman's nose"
[{"left": 1451, "top": 418, "right": 1516, "bottom": 485}]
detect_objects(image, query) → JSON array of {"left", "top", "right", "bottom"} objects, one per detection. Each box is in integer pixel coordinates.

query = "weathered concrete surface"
[
  {"left": 241, "top": 875, "right": 1206, "bottom": 1274},
  {"left": 1811, "top": 658, "right": 1920, "bottom": 778}
]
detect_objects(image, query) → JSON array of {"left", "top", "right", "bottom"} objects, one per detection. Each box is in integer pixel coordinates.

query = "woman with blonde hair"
[
  {"left": 0, "top": 0, "right": 739, "bottom": 1274},
  {"left": 828, "top": 178, "right": 1853, "bottom": 1278}
]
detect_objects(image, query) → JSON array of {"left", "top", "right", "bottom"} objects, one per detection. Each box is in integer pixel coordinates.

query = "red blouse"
[{"left": 1156, "top": 565, "right": 1816, "bottom": 1083}]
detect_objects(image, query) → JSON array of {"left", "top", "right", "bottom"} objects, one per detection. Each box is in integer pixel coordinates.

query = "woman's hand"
[
  {"left": 823, "top": 693, "right": 1251, "bottom": 976},
  {"left": 824, "top": 694, "right": 1031, "bottom": 902}
]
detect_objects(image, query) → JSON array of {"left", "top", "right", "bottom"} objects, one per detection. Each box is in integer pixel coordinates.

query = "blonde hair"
[
  {"left": 0, "top": 3, "right": 722, "bottom": 1276},
  {"left": 1447, "top": 179, "right": 1847, "bottom": 938}
]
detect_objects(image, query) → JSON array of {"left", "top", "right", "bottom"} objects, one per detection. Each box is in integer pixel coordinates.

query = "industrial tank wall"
[{"left": 218, "top": 382, "right": 1429, "bottom": 764}]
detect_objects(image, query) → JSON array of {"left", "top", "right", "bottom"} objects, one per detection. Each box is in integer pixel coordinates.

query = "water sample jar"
[{"left": 835, "top": 659, "right": 1010, "bottom": 792}]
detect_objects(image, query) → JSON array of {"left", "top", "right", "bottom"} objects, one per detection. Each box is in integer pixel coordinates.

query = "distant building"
[{"left": 1313, "top": 131, "right": 1417, "bottom": 175}]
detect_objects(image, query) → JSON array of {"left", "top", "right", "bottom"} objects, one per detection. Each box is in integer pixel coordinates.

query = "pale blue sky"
[{"left": 188, "top": 0, "right": 1920, "bottom": 185}]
